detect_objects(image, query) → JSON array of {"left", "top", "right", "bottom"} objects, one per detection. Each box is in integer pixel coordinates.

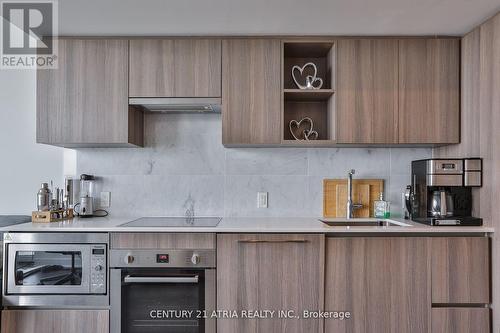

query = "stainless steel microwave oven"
[{"left": 2, "top": 232, "right": 108, "bottom": 307}]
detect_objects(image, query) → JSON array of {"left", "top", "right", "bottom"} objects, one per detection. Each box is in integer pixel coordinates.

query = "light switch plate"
[
  {"left": 257, "top": 192, "right": 268, "bottom": 208},
  {"left": 100, "top": 191, "right": 111, "bottom": 208}
]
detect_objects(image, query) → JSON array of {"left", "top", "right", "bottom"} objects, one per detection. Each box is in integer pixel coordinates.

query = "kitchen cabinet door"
[
  {"left": 129, "top": 39, "right": 222, "bottom": 97},
  {"left": 1, "top": 310, "right": 109, "bottom": 333},
  {"left": 431, "top": 308, "right": 490, "bottom": 333},
  {"left": 336, "top": 39, "right": 399, "bottom": 144},
  {"left": 37, "top": 39, "right": 143, "bottom": 147},
  {"left": 222, "top": 39, "right": 281, "bottom": 145},
  {"left": 398, "top": 39, "right": 460, "bottom": 144},
  {"left": 432, "top": 237, "right": 490, "bottom": 303},
  {"left": 217, "top": 234, "right": 325, "bottom": 333},
  {"left": 325, "top": 237, "right": 431, "bottom": 333}
]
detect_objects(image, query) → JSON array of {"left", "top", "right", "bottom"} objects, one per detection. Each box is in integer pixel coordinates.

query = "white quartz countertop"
[{"left": 1, "top": 216, "right": 494, "bottom": 234}]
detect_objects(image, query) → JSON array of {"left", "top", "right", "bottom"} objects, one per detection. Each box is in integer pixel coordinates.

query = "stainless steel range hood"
[{"left": 129, "top": 98, "right": 221, "bottom": 113}]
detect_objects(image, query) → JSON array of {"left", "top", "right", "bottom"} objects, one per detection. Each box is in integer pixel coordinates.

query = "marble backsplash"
[{"left": 76, "top": 114, "right": 431, "bottom": 218}]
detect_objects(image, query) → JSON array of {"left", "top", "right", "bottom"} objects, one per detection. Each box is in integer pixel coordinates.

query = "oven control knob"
[
  {"left": 191, "top": 253, "right": 200, "bottom": 265},
  {"left": 94, "top": 265, "right": 103, "bottom": 271},
  {"left": 125, "top": 254, "right": 135, "bottom": 264}
]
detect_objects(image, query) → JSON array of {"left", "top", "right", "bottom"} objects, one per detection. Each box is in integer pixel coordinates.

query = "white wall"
[{"left": 0, "top": 68, "right": 66, "bottom": 214}]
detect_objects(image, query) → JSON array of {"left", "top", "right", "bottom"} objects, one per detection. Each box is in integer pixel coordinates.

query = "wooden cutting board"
[{"left": 323, "top": 179, "right": 384, "bottom": 218}]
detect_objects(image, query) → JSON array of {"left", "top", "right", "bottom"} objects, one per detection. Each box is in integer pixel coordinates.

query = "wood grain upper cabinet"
[
  {"left": 217, "top": 234, "right": 325, "bottom": 333},
  {"left": 325, "top": 237, "right": 431, "bottom": 333},
  {"left": 129, "top": 39, "right": 222, "bottom": 97},
  {"left": 37, "top": 39, "right": 143, "bottom": 147},
  {"left": 336, "top": 39, "right": 399, "bottom": 144},
  {"left": 432, "top": 237, "right": 490, "bottom": 304},
  {"left": 398, "top": 39, "right": 460, "bottom": 144},
  {"left": 1, "top": 310, "right": 108, "bottom": 333},
  {"left": 222, "top": 39, "right": 281, "bottom": 146}
]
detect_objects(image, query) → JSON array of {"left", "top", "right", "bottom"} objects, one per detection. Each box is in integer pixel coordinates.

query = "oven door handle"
[{"left": 123, "top": 275, "right": 199, "bottom": 284}]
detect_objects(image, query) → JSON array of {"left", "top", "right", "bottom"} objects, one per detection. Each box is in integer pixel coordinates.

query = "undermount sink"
[{"left": 319, "top": 219, "right": 411, "bottom": 227}]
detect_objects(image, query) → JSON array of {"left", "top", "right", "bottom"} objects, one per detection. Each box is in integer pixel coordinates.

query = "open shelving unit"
[{"left": 281, "top": 40, "right": 336, "bottom": 145}]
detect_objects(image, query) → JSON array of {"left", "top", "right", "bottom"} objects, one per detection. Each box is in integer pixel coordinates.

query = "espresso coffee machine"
[{"left": 407, "top": 158, "right": 483, "bottom": 226}]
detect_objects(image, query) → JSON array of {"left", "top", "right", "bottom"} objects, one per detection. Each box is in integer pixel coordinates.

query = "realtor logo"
[{"left": 1, "top": 0, "right": 58, "bottom": 69}]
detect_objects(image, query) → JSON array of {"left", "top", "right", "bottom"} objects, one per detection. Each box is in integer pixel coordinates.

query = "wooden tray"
[
  {"left": 323, "top": 179, "right": 384, "bottom": 218},
  {"left": 32, "top": 209, "right": 74, "bottom": 223}
]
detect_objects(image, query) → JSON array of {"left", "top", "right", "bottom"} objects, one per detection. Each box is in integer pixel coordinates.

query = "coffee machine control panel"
[{"left": 427, "top": 159, "right": 464, "bottom": 174}]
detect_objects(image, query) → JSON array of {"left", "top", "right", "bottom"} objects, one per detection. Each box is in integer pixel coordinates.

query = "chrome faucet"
[{"left": 346, "top": 169, "right": 363, "bottom": 219}]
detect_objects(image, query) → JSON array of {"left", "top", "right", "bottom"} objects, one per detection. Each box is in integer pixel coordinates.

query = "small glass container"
[
  {"left": 80, "top": 174, "right": 95, "bottom": 199},
  {"left": 374, "top": 192, "right": 390, "bottom": 218}
]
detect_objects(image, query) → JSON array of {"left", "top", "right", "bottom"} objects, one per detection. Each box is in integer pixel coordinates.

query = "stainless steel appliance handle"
[
  {"left": 123, "top": 275, "right": 199, "bottom": 284},
  {"left": 238, "top": 239, "right": 308, "bottom": 244}
]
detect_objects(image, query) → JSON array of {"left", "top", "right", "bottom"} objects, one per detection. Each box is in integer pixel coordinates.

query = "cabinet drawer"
[
  {"left": 111, "top": 233, "right": 216, "bottom": 249},
  {"left": 431, "top": 308, "right": 490, "bottom": 333},
  {"left": 432, "top": 237, "right": 490, "bottom": 303},
  {"left": 1, "top": 310, "right": 109, "bottom": 333}
]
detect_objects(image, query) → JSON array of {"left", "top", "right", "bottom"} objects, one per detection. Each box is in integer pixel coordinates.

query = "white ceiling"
[{"left": 59, "top": 0, "right": 500, "bottom": 36}]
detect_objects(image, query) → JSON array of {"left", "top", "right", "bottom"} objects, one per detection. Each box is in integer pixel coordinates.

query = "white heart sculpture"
[
  {"left": 292, "top": 62, "right": 323, "bottom": 90},
  {"left": 289, "top": 117, "right": 319, "bottom": 141},
  {"left": 304, "top": 128, "right": 319, "bottom": 140},
  {"left": 305, "top": 75, "right": 323, "bottom": 90}
]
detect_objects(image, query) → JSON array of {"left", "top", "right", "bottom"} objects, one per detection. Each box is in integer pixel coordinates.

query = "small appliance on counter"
[
  {"left": 78, "top": 174, "right": 96, "bottom": 217},
  {"left": 74, "top": 174, "right": 108, "bottom": 218},
  {"left": 406, "top": 158, "right": 483, "bottom": 226}
]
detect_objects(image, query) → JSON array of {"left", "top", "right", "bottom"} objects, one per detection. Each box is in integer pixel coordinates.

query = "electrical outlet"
[
  {"left": 100, "top": 191, "right": 111, "bottom": 208},
  {"left": 257, "top": 192, "right": 268, "bottom": 208}
]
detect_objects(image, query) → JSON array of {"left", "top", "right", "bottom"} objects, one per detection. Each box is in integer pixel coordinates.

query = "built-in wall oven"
[
  {"left": 110, "top": 248, "right": 216, "bottom": 333},
  {"left": 2, "top": 232, "right": 108, "bottom": 307}
]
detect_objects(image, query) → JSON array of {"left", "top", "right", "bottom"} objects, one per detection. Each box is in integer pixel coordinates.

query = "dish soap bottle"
[{"left": 374, "top": 192, "right": 390, "bottom": 218}]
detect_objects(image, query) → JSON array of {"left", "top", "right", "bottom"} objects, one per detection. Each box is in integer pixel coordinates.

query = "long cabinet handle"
[
  {"left": 238, "top": 239, "right": 309, "bottom": 244},
  {"left": 124, "top": 275, "right": 199, "bottom": 284}
]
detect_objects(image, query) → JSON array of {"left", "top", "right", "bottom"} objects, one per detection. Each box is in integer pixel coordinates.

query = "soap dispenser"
[{"left": 374, "top": 192, "right": 390, "bottom": 218}]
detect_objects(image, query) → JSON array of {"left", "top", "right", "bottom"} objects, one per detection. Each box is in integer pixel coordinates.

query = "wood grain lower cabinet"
[
  {"left": 398, "top": 39, "right": 460, "bottom": 144},
  {"left": 336, "top": 39, "right": 399, "bottom": 144},
  {"left": 431, "top": 237, "right": 490, "bottom": 304},
  {"left": 325, "top": 237, "right": 431, "bottom": 333},
  {"left": 129, "top": 39, "right": 222, "bottom": 97},
  {"left": 37, "top": 39, "right": 143, "bottom": 147},
  {"left": 0, "top": 310, "right": 109, "bottom": 333},
  {"left": 431, "top": 308, "right": 490, "bottom": 333},
  {"left": 217, "top": 234, "right": 325, "bottom": 333},
  {"left": 222, "top": 39, "right": 281, "bottom": 146}
]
